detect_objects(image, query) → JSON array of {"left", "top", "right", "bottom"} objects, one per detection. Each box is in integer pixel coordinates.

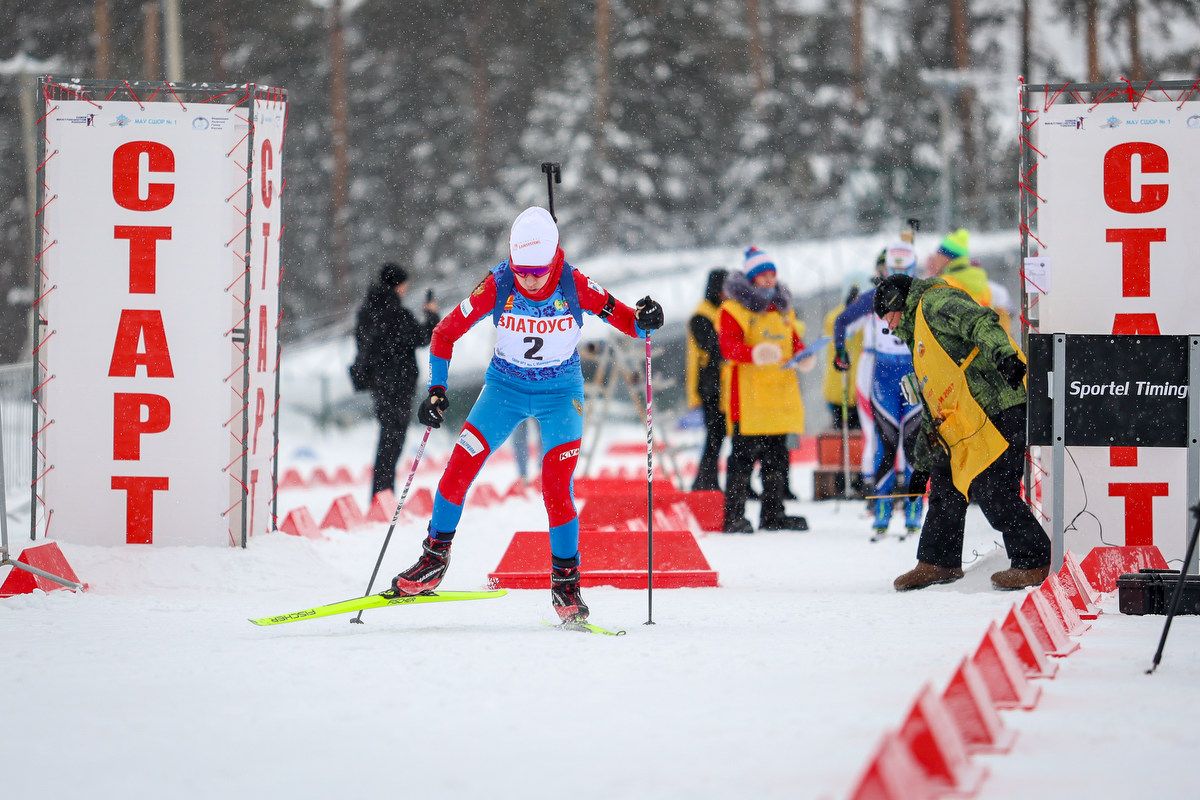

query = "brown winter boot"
[
  {"left": 893, "top": 562, "right": 965, "bottom": 592},
  {"left": 990, "top": 565, "right": 1050, "bottom": 591}
]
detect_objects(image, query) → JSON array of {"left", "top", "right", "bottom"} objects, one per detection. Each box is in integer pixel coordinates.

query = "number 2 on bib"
[{"left": 523, "top": 336, "right": 544, "bottom": 360}]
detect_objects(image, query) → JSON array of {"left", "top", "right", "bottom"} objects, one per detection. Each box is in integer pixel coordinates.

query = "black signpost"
[{"left": 1026, "top": 333, "right": 1200, "bottom": 574}]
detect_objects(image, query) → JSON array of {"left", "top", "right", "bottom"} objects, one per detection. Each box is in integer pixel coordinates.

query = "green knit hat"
[{"left": 937, "top": 228, "right": 970, "bottom": 260}]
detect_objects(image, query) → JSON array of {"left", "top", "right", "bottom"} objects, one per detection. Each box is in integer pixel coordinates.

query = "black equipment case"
[{"left": 1118, "top": 569, "right": 1200, "bottom": 616}]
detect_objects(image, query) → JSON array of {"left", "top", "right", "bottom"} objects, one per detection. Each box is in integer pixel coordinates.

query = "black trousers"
[
  {"left": 723, "top": 428, "right": 789, "bottom": 526},
  {"left": 371, "top": 386, "right": 415, "bottom": 496},
  {"left": 916, "top": 405, "right": 1051, "bottom": 570},
  {"left": 693, "top": 392, "right": 726, "bottom": 491}
]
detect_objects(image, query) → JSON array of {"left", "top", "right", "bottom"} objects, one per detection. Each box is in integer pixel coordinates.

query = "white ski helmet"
[
  {"left": 509, "top": 206, "right": 559, "bottom": 268},
  {"left": 882, "top": 241, "right": 917, "bottom": 276}
]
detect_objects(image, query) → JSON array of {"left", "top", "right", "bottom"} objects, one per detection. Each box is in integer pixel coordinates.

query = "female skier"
[{"left": 390, "top": 207, "right": 664, "bottom": 623}]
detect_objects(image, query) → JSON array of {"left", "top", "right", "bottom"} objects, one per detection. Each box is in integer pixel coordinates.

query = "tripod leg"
[{"left": 1147, "top": 503, "right": 1200, "bottom": 674}]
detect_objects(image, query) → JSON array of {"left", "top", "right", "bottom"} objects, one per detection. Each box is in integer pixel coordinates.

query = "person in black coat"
[
  {"left": 688, "top": 268, "right": 727, "bottom": 491},
  {"left": 350, "top": 264, "right": 439, "bottom": 498}
]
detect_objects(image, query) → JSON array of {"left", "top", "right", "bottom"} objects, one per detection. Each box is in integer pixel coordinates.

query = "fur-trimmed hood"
[{"left": 723, "top": 270, "right": 792, "bottom": 313}]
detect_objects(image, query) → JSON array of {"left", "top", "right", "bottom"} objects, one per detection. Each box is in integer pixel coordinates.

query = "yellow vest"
[
  {"left": 719, "top": 300, "right": 805, "bottom": 436},
  {"left": 911, "top": 296, "right": 1023, "bottom": 498},
  {"left": 821, "top": 305, "right": 864, "bottom": 406},
  {"left": 685, "top": 299, "right": 721, "bottom": 408}
]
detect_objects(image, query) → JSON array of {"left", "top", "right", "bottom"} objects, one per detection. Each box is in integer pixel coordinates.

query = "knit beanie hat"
[
  {"left": 380, "top": 263, "right": 409, "bottom": 287},
  {"left": 873, "top": 274, "right": 913, "bottom": 317},
  {"left": 509, "top": 206, "right": 559, "bottom": 268},
  {"left": 743, "top": 246, "right": 776, "bottom": 280},
  {"left": 937, "top": 228, "right": 970, "bottom": 260}
]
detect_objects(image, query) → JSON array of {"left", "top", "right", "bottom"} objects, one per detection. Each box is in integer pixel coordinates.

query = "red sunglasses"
[{"left": 510, "top": 263, "right": 553, "bottom": 277}]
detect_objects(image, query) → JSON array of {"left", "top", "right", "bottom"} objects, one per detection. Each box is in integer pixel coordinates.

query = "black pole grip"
[{"left": 541, "top": 162, "right": 561, "bottom": 221}]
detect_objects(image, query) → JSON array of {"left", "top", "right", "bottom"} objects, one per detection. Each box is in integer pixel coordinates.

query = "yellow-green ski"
[
  {"left": 544, "top": 619, "right": 627, "bottom": 636},
  {"left": 249, "top": 589, "right": 507, "bottom": 626}
]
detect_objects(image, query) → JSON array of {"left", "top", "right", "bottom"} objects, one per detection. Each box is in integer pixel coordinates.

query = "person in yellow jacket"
[
  {"left": 686, "top": 269, "right": 728, "bottom": 491},
  {"left": 873, "top": 273, "right": 1050, "bottom": 592},
  {"left": 925, "top": 229, "right": 1014, "bottom": 332},
  {"left": 821, "top": 286, "right": 864, "bottom": 430},
  {"left": 718, "top": 247, "right": 809, "bottom": 533}
]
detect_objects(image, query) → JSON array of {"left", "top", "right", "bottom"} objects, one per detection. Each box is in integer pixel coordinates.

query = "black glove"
[
  {"left": 417, "top": 388, "right": 449, "bottom": 428},
  {"left": 635, "top": 296, "right": 664, "bottom": 331},
  {"left": 908, "top": 470, "right": 931, "bottom": 495},
  {"left": 833, "top": 346, "right": 851, "bottom": 372},
  {"left": 348, "top": 361, "right": 370, "bottom": 392},
  {"left": 996, "top": 354, "right": 1027, "bottom": 390}
]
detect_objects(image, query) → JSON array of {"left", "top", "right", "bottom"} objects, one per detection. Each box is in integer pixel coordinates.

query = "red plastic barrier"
[
  {"left": 0, "top": 543, "right": 84, "bottom": 598},
  {"left": 279, "top": 507, "right": 322, "bottom": 539},
  {"left": 1019, "top": 590, "right": 1080, "bottom": 657},
  {"left": 578, "top": 493, "right": 655, "bottom": 528},
  {"left": 1000, "top": 604, "right": 1059, "bottom": 679},
  {"left": 670, "top": 499, "right": 702, "bottom": 533},
  {"left": 359, "top": 465, "right": 374, "bottom": 484},
  {"left": 488, "top": 530, "right": 718, "bottom": 589},
  {"left": 605, "top": 441, "right": 668, "bottom": 456},
  {"left": 311, "top": 467, "right": 335, "bottom": 486},
  {"left": 790, "top": 435, "right": 817, "bottom": 464},
  {"left": 941, "top": 657, "right": 1017, "bottom": 754},
  {"left": 679, "top": 490, "right": 725, "bottom": 532},
  {"left": 971, "top": 621, "right": 1041, "bottom": 710},
  {"left": 332, "top": 466, "right": 356, "bottom": 486},
  {"left": 1079, "top": 545, "right": 1168, "bottom": 593},
  {"left": 366, "top": 490, "right": 398, "bottom": 523},
  {"left": 505, "top": 479, "right": 534, "bottom": 499},
  {"left": 897, "top": 684, "right": 987, "bottom": 795},
  {"left": 573, "top": 477, "right": 677, "bottom": 500},
  {"left": 279, "top": 468, "right": 306, "bottom": 489},
  {"left": 848, "top": 732, "right": 939, "bottom": 800},
  {"left": 1055, "top": 550, "right": 1103, "bottom": 620},
  {"left": 320, "top": 494, "right": 368, "bottom": 531},
  {"left": 406, "top": 487, "right": 435, "bottom": 518},
  {"left": 471, "top": 483, "right": 504, "bottom": 508},
  {"left": 1039, "top": 576, "right": 1090, "bottom": 636}
]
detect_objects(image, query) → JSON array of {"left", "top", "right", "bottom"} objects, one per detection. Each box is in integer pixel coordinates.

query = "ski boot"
[
  {"left": 760, "top": 515, "right": 809, "bottom": 531},
  {"left": 551, "top": 556, "right": 589, "bottom": 622},
  {"left": 901, "top": 496, "right": 923, "bottom": 541},
  {"left": 871, "top": 498, "right": 894, "bottom": 542},
  {"left": 723, "top": 516, "right": 755, "bottom": 534},
  {"left": 391, "top": 535, "right": 452, "bottom": 595}
]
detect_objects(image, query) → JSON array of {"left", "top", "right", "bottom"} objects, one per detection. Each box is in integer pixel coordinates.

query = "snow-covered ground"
[{"left": 3, "top": 415, "right": 1198, "bottom": 799}]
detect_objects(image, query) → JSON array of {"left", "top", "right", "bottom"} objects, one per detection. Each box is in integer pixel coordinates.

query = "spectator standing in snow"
[
  {"left": 686, "top": 268, "right": 728, "bottom": 491},
  {"left": 718, "top": 247, "right": 809, "bottom": 533},
  {"left": 873, "top": 273, "right": 1051, "bottom": 591},
  {"left": 924, "top": 229, "right": 1014, "bottom": 329},
  {"left": 821, "top": 283, "right": 864, "bottom": 431},
  {"left": 349, "top": 264, "right": 440, "bottom": 499}
]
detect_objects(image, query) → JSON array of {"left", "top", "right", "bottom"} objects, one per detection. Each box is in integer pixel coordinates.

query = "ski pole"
[
  {"left": 864, "top": 492, "right": 927, "bottom": 501},
  {"left": 841, "top": 370, "right": 852, "bottom": 499},
  {"left": 644, "top": 333, "right": 655, "bottom": 626},
  {"left": 541, "top": 161, "right": 561, "bottom": 222},
  {"left": 1147, "top": 502, "right": 1200, "bottom": 673},
  {"left": 351, "top": 425, "right": 433, "bottom": 624}
]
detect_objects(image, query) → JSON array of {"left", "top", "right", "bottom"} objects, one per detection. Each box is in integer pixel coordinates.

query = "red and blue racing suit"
[{"left": 426, "top": 256, "right": 644, "bottom": 559}]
